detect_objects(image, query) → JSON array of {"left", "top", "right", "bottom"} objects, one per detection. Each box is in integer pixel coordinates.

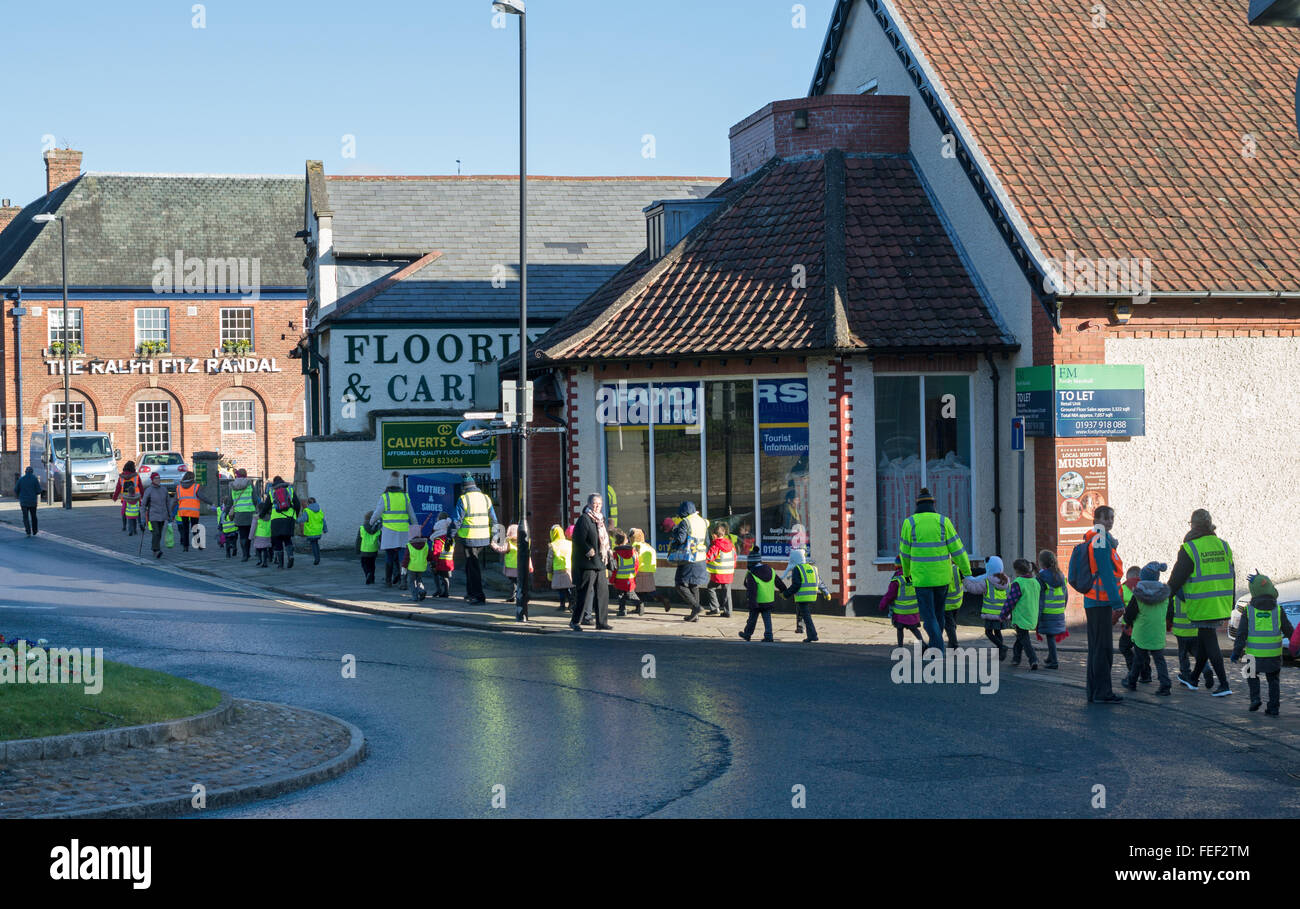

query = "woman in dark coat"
[{"left": 571, "top": 493, "right": 612, "bottom": 631}]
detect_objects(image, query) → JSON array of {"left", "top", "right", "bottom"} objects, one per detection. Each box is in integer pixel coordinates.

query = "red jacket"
[
  {"left": 705, "top": 538, "right": 736, "bottom": 583},
  {"left": 112, "top": 471, "right": 141, "bottom": 502},
  {"left": 610, "top": 545, "right": 638, "bottom": 592}
]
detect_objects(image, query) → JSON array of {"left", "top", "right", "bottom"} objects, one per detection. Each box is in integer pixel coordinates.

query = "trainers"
[
  {"left": 1177, "top": 673, "right": 1197, "bottom": 691},
  {"left": 1211, "top": 683, "right": 1232, "bottom": 697},
  {"left": 737, "top": 631, "right": 751, "bottom": 642}
]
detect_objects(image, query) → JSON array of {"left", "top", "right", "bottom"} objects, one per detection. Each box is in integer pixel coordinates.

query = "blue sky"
[{"left": 2, "top": 0, "right": 835, "bottom": 204}]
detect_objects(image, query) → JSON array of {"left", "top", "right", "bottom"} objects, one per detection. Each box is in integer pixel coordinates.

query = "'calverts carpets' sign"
[{"left": 380, "top": 420, "right": 496, "bottom": 470}]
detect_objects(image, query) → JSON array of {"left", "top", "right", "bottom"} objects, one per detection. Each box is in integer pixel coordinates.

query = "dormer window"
[{"left": 647, "top": 208, "right": 665, "bottom": 260}]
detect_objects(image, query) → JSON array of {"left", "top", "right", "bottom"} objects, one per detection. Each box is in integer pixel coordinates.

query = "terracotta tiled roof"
[
  {"left": 533, "top": 152, "right": 1015, "bottom": 363},
  {"left": 838, "top": 0, "right": 1300, "bottom": 295}
]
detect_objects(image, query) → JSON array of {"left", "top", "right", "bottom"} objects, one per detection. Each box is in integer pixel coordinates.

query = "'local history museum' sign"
[
  {"left": 380, "top": 420, "right": 496, "bottom": 470},
  {"left": 1015, "top": 365, "right": 1145, "bottom": 438}
]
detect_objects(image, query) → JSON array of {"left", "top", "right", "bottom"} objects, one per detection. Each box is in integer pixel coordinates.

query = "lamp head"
[
  {"left": 493, "top": 0, "right": 525, "bottom": 14},
  {"left": 32, "top": 214, "right": 57, "bottom": 224}
]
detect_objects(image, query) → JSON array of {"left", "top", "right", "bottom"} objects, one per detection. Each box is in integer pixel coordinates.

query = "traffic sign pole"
[{"left": 1012, "top": 417, "right": 1026, "bottom": 560}]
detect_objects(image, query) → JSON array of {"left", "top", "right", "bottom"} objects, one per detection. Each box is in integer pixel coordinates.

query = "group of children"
[
  {"left": 544, "top": 523, "right": 660, "bottom": 622},
  {"left": 356, "top": 510, "right": 455, "bottom": 600},
  {"left": 216, "top": 495, "right": 328, "bottom": 567},
  {"left": 878, "top": 546, "right": 1294, "bottom": 716}
]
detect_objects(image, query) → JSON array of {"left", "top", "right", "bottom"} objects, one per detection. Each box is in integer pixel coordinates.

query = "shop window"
[
  {"left": 221, "top": 400, "right": 255, "bottom": 433},
  {"left": 136, "top": 400, "right": 171, "bottom": 453},
  {"left": 47, "top": 308, "right": 83, "bottom": 350},
  {"left": 50, "top": 402, "right": 85, "bottom": 431},
  {"left": 220, "top": 308, "right": 254, "bottom": 350},
  {"left": 875, "top": 375, "right": 974, "bottom": 559},
  {"left": 651, "top": 382, "right": 704, "bottom": 556},
  {"left": 704, "top": 381, "right": 756, "bottom": 548},
  {"left": 134, "top": 308, "right": 170, "bottom": 351},
  {"left": 602, "top": 383, "right": 652, "bottom": 539},
  {"left": 757, "top": 378, "right": 810, "bottom": 560}
]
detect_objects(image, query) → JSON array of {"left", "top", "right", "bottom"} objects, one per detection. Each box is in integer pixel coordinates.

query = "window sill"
[{"left": 214, "top": 347, "right": 256, "bottom": 357}]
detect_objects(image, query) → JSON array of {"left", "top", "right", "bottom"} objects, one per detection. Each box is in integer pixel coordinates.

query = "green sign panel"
[
  {"left": 1014, "top": 366, "right": 1054, "bottom": 436},
  {"left": 380, "top": 420, "right": 496, "bottom": 470},
  {"left": 1015, "top": 365, "right": 1145, "bottom": 438}
]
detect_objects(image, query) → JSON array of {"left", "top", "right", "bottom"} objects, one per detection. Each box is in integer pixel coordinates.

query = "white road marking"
[{"left": 0, "top": 604, "right": 58, "bottom": 610}]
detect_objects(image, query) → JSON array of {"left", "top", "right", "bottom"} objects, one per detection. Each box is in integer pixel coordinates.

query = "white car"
[
  {"left": 136, "top": 451, "right": 189, "bottom": 490},
  {"left": 1228, "top": 580, "right": 1300, "bottom": 661}
]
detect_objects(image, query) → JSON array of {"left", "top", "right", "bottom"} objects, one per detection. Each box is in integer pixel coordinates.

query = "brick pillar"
[
  {"left": 44, "top": 149, "right": 83, "bottom": 195},
  {"left": 827, "top": 358, "right": 854, "bottom": 608}
]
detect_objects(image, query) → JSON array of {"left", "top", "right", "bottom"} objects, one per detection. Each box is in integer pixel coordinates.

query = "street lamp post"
[
  {"left": 3, "top": 288, "right": 25, "bottom": 482},
  {"left": 495, "top": 0, "right": 529, "bottom": 621},
  {"left": 33, "top": 213, "right": 71, "bottom": 509}
]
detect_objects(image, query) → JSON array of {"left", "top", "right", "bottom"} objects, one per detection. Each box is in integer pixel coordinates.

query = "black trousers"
[
  {"left": 703, "top": 580, "right": 732, "bottom": 615},
  {"left": 743, "top": 608, "right": 774, "bottom": 640},
  {"left": 943, "top": 608, "right": 959, "bottom": 647},
  {"left": 575, "top": 569, "right": 609, "bottom": 627},
  {"left": 1188, "top": 626, "right": 1227, "bottom": 688},
  {"left": 361, "top": 554, "right": 376, "bottom": 583},
  {"left": 1085, "top": 607, "right": 1117, "bottom": 701},
  {"left": 237, "top": 523, "right": 252, "bottom": 558},
  {"left": 464, "top": 545, "right": 485, "bottom": 600},
  {"left": 151, "top": 521, "right": 165, "bottom": 553},
  {"left": 272, "top": 533, "right": 293, "bottom": 563},
  {"left": 675, "top": 584, "right": 701, "bottom": 614},
  {"left": 794, "top": 599, "right": 818, "bottom": 640},
  {"left": 178, "top": 516, "right": 198, "bottom": 551},
  {"left": 1012, "top": 626, "right": 1038, "bottom": 665},
  {"left": 384, "top": 548, "right": 401, "bottom": 584},
  {"left": 1248, "top": 670, "right": 1281, "bottom": 710},
  {"left": 20, "top": 505, "right": 37, "bottom": 534},
  {"left": 1176, "top": 635, "right": 1214, "bottom": 683}
]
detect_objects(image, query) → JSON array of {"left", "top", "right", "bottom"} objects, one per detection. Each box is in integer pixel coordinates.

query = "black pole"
[
  {"left": 985, "top": 351, "right": 1002, "bottom": 556},
  {"left": 60, "top": 217, "right": 71, "bottom": 509},
  {"left": 515, "top": 9, "right": 530, "bottom": 620}
]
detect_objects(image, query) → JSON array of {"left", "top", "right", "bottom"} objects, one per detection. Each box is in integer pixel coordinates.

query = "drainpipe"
[
  {"left": 985, "top": 350, "right": 1003, "bottom": 558},
  {"left": 310, "top": 333, "right": 330, "bottom": 436},
  {"left": 543, "top": 371, "right": 569, "bottom": 526}
]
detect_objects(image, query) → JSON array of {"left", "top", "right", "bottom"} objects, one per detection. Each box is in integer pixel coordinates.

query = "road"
[{"left": 2, "top": 527, "right": 1298, "bottom": 818}]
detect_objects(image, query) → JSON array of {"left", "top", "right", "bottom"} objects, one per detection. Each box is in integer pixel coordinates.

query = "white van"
[{"left": 29, "top": 430, "right": 122, "bottom": 499}]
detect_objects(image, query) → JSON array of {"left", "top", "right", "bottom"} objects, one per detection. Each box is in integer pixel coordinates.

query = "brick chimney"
[
  {"left": 0, "top": 198, "right": 21, "bottom": 234},
  {"left": 728, "top": 94, "right": 909, "bottom": 179},
  {"left": 44, "top": 148, "right": 83, "bottom": 195}
]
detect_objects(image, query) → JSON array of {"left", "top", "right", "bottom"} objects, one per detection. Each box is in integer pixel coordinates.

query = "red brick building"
[{"left": 1, "top": 150, "right": 306, "bottom": 486}]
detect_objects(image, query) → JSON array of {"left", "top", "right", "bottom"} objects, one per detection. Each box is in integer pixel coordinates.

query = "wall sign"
[
  {"left": 405, "top": 472, "right": 461, "bottom": 533},
  {"left": 596, "top": 382, "right": 703, "bottom": 426},
  {"left": 1056, "top": 439, "right": 1108, "bottom": 543},
  {"left": 45, "top": 357, "right": 283, "bottom": 375},
  {"left": 1015, "top": 364, "right": 1145, "bottom": 438},
  {"left": 380, "top": 420, "right": 496, "bottom": 470}
]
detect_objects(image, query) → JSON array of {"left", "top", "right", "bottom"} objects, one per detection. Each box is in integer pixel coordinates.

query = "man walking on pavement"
[
  {"left": 899, "top": 487, "right": 971, "bottom": 655},
  {"left": 368, "top": 472, "right": 417, "bottom": 586},
  {"left": 1080, "top": 505, "right": 1125, "bottom": 704},
  {"left": 571, "top": 492, "right": 613, "bottom": 631},
  {"left": 140, "top": 472, "right": 172, "bottom": 559},
  {"left": 1169, "top": 508, "right": 1235, "bottom": 697},
  {"left": 454, "top": 474, "right": 497, "bottom": 604},
  {"left": 222, "top": 468, "right": 258, "bottom": 561},
  {"left": 670, "top": 501, "right": 711, "bottom": 622},
  {"left": 14, "top": 466, "right": 44, "bottom": 536}
]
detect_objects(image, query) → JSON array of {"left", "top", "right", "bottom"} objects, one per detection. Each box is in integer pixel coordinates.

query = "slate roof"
[
  {"left": 315, "top": 176, "right": 724, "bottom": 323},
  {"left": 0, "top": 174, "right": 306, "bottom": 289},
  {"left": 814, "top": 0, "right": 1300, "bottom": 296},
  {"left": 531, "top": 152, "right": 1016, "bottom": 363}
]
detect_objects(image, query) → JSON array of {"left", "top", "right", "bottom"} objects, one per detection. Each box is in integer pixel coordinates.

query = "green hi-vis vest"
[
  {"left": 900, "top": 512, "right": 969, "bottom": 587},
  {"left": 1170, "top": 594, "right": 1196, "bottom": 638},
  {"left": 302, "top": 509, "right": 324, "bottom": 537},
  {"left": 406, "top": 543, "right": 429, "bottom": 573},
  {"left": 1131, "top": 597, "right": 1168, "bottom": 652},
  {"left": 255, "top": 517, "right": 271, "bottom": 537},
  {"left": 1180, "top": 536, "right": 1235, "bottom": 622},
  {"left": 1041, "top": 583, "right": 1067, "bottom": 616},
  {"left": 457, "top": 490, "right": 491, "bottom": 539},
  {"left": 550, "top": 539, "right": 572, "bottom": 572},
  {"left": 752, "top": 571, "right": 776, "bottom": 605},
  {"left": 1010, "top": 576, "right": 1040, "bottom": 630},
  {"left": 981, "top": 580, "right": 1007, "bottom": 619},
  {"left": 634, "top": 542, "right": 656, "bottom": 573},
  {"left": 220, "top": 510, "right": 237, "bottom": 533},
  {"left": 505, "top": 538, "right": 519, "bottom": 570},
  {"left": 893, "top": 575, "right": 919, "bottom": 615},
  {"left": 945, "top": 564, "right": 964, "bottom": 611},
  {"left": 794, "top": 563, "right": 821, "bottom": 603},
  {"left": 231, "top": 485, "right": 256, "bottom": 514},
  {"left": 382, "top": 491, "right": 411, "bottom": 533},
  {"left": 125, "top": 500, "right": 140, "bottom": 518},
  {"left": 606, "top": 485, "right": 618, "bottom": 526},
  {"left": 359, "top": 525, "right": 381, "bottom": 553},
  {"left": 1244, "top": 603, "right": 1283, "bottom": 659}
]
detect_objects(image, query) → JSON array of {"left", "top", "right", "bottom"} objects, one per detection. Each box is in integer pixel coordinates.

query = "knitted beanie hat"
[
  {"left": 1190, "top": 508, "right": 1215, "bottom": 533},
  {"left": 1140, "top": 561, "right": 1167, "bottom": 582},
  {"left": 916, "top": 487, "right": 935, "bottom": 506}
]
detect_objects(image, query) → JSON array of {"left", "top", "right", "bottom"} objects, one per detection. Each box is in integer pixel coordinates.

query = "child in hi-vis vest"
[
  {"left": 253, "top": 513, "right": 273, "bottom": 568},
  {"left": 403, "top": 535, "right": 431, "bottom": 601},
  {"left": 965, "top": 556, "right": 1010, "bottom": 661},
  {"left": 879, "top": 560, "right": 925, "bottom": 647},
  {"left": 611, "top": 529, "right": 639, "bottom": 616},
  {"left": 547, "top": 524, "right": 574, "bottom": 613},
  {"left": 1122, "top": 561, "right": 1173, "bottom": 695},
  {"left": 297, "top": 497, "right": 328, "bottom": 565},
  {"left": 1002, "top": 559, "right": 1041, "bottom": 670},
  {"left": 357, "top": 511, "right": 381, "bottom": 584},
  {"left": 431, "top": 529, "right": 454, "bottom": 597}
]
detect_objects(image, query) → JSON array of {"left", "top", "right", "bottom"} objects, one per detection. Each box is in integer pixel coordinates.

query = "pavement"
[{"left": 2, "top": 517, "right": 1298, "bottom": 817}]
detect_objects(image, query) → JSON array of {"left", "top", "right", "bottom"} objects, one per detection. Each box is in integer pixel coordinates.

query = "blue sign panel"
[
  {"left": 406, "top": 472, "right": 460, "bottom": 535},
  {"left": 757, "top": 379, "right": 809, "bottom": 457},
  {"left": 1011, "top": 417, "right": 1025, "bottom": 452}
]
